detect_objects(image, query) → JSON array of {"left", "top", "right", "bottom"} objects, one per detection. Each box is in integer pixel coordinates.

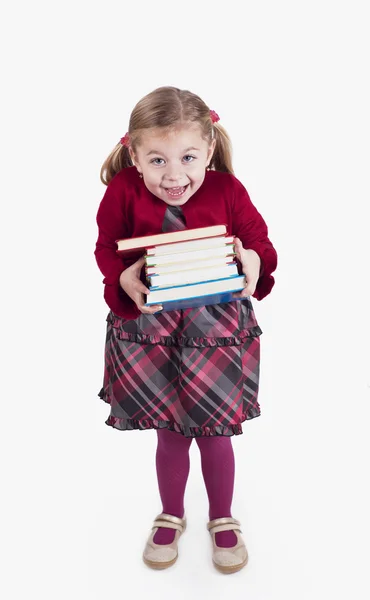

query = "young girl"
[{"left": 94, "top": 86, "right": 278, "bottom": 574}]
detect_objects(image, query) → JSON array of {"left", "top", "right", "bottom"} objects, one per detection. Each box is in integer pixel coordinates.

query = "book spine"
[{"left": 115, "top": 224, "right": 229, "bottom": 254}]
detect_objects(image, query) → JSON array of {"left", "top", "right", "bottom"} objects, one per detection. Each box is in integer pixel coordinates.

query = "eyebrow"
[{"left": 146, "top": 146, "right": 201, "bottom": 156}]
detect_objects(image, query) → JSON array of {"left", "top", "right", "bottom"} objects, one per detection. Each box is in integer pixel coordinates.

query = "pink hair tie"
[
  {"left": 209, "top": 109, "right": 220, "bottom": 123},
  {"left": 120, "top": 132, "right": 130, "bottom": 147}
]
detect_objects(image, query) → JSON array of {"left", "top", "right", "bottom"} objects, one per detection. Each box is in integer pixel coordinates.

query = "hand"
[
  {"left": 119, "top": 256, "right": 163, "bottom": 314},
  {"left": 232, "top": 237, "right": 261, "bottom": 299}
]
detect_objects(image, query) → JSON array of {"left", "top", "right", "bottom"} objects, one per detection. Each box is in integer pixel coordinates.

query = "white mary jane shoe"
[
  {"left": 143, "top": 513, "right": 186, "bottom": 570},
  {"left": 207, "top": 517, "right": 248, "bottom": 574}
]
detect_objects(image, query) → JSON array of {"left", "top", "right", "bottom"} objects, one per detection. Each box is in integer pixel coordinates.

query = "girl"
[{"left": 94, "top": 86, "right": 278, "bottom": 574}]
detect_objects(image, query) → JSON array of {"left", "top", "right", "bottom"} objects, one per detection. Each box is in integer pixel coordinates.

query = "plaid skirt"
[{"left": 98, "top": 298, "right": 263, "bottom": 437}]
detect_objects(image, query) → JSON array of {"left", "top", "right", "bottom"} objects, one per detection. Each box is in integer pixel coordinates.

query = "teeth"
[{"left": 166, "top": 185, "right": 186, "bottom": 196}]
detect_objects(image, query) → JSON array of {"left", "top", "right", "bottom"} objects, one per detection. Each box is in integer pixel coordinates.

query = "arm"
[
  {"left": 94, "top": 176, "right": 141, "bottom": 320},
  {"left": 231, "top": 177, "right": 278, "bottom": 300}
]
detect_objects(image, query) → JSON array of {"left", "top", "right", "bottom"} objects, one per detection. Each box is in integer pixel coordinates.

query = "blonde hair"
[{"left": 100, "top": 86, "right": 234, "bottom": 185}]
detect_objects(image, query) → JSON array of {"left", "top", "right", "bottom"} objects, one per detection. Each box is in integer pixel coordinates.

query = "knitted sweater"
[{"left": 94, "top": 167, "right": 278, "bottom": 320}]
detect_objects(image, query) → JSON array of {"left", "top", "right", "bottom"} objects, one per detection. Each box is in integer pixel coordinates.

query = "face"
[{"left": 129, "top": 125, "right": 216, "bottom": 206}]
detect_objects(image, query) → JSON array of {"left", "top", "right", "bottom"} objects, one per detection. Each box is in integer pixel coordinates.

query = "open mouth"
[{"left": 164, "top": 184, "right": 189, "bottom": 198}]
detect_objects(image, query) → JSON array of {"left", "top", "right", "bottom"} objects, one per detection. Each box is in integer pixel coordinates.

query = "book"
[
  {"left": 145, "top": 256, "right": 235, "bottom": 276},
  {"left": 116, "top": 224, "right": 227, "bottom": 255},
  {"left": 148, "top": 263, "right": 239, "bottom": 288},
  {"left": 148, "top": 291, "right": 245, "bottom": 312},
  {"left": 115, "top": 224, "right": 245, "bottom": 311},
  {"left": 145, "top": 245, "right": 235, "bottom": 267},
  {"left": 146, "top": 275, "right": 245, "bottom": 306},
  {"left": 147, "top": 235, "right": 235, "bottom": 256}
]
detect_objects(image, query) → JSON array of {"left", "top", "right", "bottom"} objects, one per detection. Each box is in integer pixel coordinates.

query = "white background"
[{"left": 1, "top": 1, "right": 369, "bottom": 598}]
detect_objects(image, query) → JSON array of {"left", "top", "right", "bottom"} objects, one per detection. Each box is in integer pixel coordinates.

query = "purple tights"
[{"left": 153, "top": 428, "right": 238, "bottom": 548}]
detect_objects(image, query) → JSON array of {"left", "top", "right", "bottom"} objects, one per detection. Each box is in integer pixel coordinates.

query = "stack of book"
[{"left": 116, "top": 224, "right": 245, "bottom": 311}]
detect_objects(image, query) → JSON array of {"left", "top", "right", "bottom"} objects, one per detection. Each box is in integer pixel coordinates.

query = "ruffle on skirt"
[
  {"left": 108, "top": 324, "right": 262, "bottom": 347},
  {"left": 106, "top": 300, "right": 262, "bottom": 347},
  {"left": 98, "top": 299, "right": 263, "bottom": 438},
  {"left": 98, "top": 387, "right": 260, "bottom": 437}
]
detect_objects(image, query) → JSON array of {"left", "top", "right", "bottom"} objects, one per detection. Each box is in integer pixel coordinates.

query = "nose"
[{"left": 163, "top": 164, "right": 184, "bottom": 183}]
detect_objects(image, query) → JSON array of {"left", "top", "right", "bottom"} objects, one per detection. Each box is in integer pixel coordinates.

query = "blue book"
[
  {"left": 145, "top": 275, "right": 246, "bottom": 311},
  {"left": 150, "top": 291, "right": 246, "bottom": 312}
]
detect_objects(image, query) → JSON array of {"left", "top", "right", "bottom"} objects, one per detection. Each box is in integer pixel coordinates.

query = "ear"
[{"left": 128, "top": 147, "right": 140, "bottom": 169}]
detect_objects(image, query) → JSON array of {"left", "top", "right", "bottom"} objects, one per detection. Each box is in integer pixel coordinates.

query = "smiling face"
[{"left": 129, "top": 125, "right": 216, "bottom": 206}]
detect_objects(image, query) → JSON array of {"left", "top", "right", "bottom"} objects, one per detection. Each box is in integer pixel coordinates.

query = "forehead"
[{"left": 139, "top": 125, "right": 206, "bottom": 150}]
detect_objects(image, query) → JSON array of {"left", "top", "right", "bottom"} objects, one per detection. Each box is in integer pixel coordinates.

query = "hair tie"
[
  {"left": 120, "top": 132, "right": 130, "bottom": 147},
  {"left": 209, "top": 109, "right": 220, "bottom": 123}
]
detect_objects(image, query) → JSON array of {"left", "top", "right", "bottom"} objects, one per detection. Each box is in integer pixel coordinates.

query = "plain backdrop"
[{"left": 1, "top": 1, "right": 369, "bottom": 599}]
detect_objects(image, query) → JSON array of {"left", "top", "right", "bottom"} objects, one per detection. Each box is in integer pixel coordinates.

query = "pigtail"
[
  {"left": 209, "top": 123, "right": 234, "bottom": 175},
  {"left": 100, "top": 143, "right": 133, "bottom": 186}
]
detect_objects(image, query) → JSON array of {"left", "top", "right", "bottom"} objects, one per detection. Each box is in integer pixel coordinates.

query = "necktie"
[{"left": 162, "top": 205, "right": 187, "bottom": 233}]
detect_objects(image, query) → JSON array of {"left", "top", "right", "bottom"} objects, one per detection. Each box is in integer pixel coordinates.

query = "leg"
[
  {"left": 153, "top": 428, "right": 193, "bottom": 544},
  {"left": 195, "top": 436, "right": 238, "bottom": 547}
]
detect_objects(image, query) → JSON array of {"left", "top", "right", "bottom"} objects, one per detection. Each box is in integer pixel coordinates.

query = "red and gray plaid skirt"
[{"left": 98, "top": 298, "right": 263, "bottom": 437}]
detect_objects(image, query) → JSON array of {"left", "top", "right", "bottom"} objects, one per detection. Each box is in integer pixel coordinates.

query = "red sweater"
[{"left": 94, "top": 166, "right": 278, "bottom": 320}]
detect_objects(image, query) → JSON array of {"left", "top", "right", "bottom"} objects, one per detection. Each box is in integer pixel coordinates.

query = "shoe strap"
[
  {"left": 152, "top": 520, "right": 184, "bottom": 532},
  {"left": 153, "top": 513, "right": 186, "bottom": 532},
  {"left": 209, "top": 523, "right": 242, "bottom": 535},
  {"left": 207, "top": 517, "right": 241, "bottom": 534}
]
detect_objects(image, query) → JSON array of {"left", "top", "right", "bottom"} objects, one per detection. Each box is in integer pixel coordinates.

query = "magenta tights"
[{"left": 153, "top": 428, "right": 238, "bottom": 548}]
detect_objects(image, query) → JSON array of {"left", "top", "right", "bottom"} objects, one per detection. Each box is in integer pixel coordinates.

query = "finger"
[
  {"left": 136, "top": 292, "right": 163, "bottom": 313},
  {"left": 234, "top": 238, "right": 243, "bottom": 261},
  {"left": 127, "top": 255, "right": 145, "bottom": 270},
  {"left": 138, "top": 300, "right": 163, "bottom": 313},
  {"left": 233, "top": 284, "right": 253, "bottom": 299},
  {"left": 130, "top": 256, "right": 146, "bottom": 273},
  {"left": 234, "top": 237, "right": 242, "bottom": 252},
  {"left": 136, "top": 283, "right": 151, "bottom": 295},
  {"left": 140, "top": 305, "right": 163, "bottom": 314},
  {"left": 232, "top": 291, "right": 247, "bottom": 299},
  {"left": 241, "top": 284, "right": 256, "bottom": 297}
]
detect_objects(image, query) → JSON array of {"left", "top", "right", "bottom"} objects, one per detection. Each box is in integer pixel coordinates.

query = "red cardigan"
[{"left": 94, "top": 166, "right": 278, "bottom": 320}]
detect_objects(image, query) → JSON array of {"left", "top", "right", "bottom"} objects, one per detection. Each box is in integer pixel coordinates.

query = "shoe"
[
  {"left": 142, "top": 513, "right": 186, "bottom": 570},
  {"left": 207, "top": 517, "right": 248, "bottom": 574}
]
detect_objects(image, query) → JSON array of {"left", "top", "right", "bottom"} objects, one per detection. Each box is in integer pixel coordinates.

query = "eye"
[{"left": 150, "top": 155, "right": 197, "bottom": 166}]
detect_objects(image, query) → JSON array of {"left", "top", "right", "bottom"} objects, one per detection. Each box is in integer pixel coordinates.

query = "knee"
[
  {"left": 196, "top": 436, "right": 233, "bottom": 454},
  {"left": 157, "top": 428, "right": 193, "bottom": 450}
]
